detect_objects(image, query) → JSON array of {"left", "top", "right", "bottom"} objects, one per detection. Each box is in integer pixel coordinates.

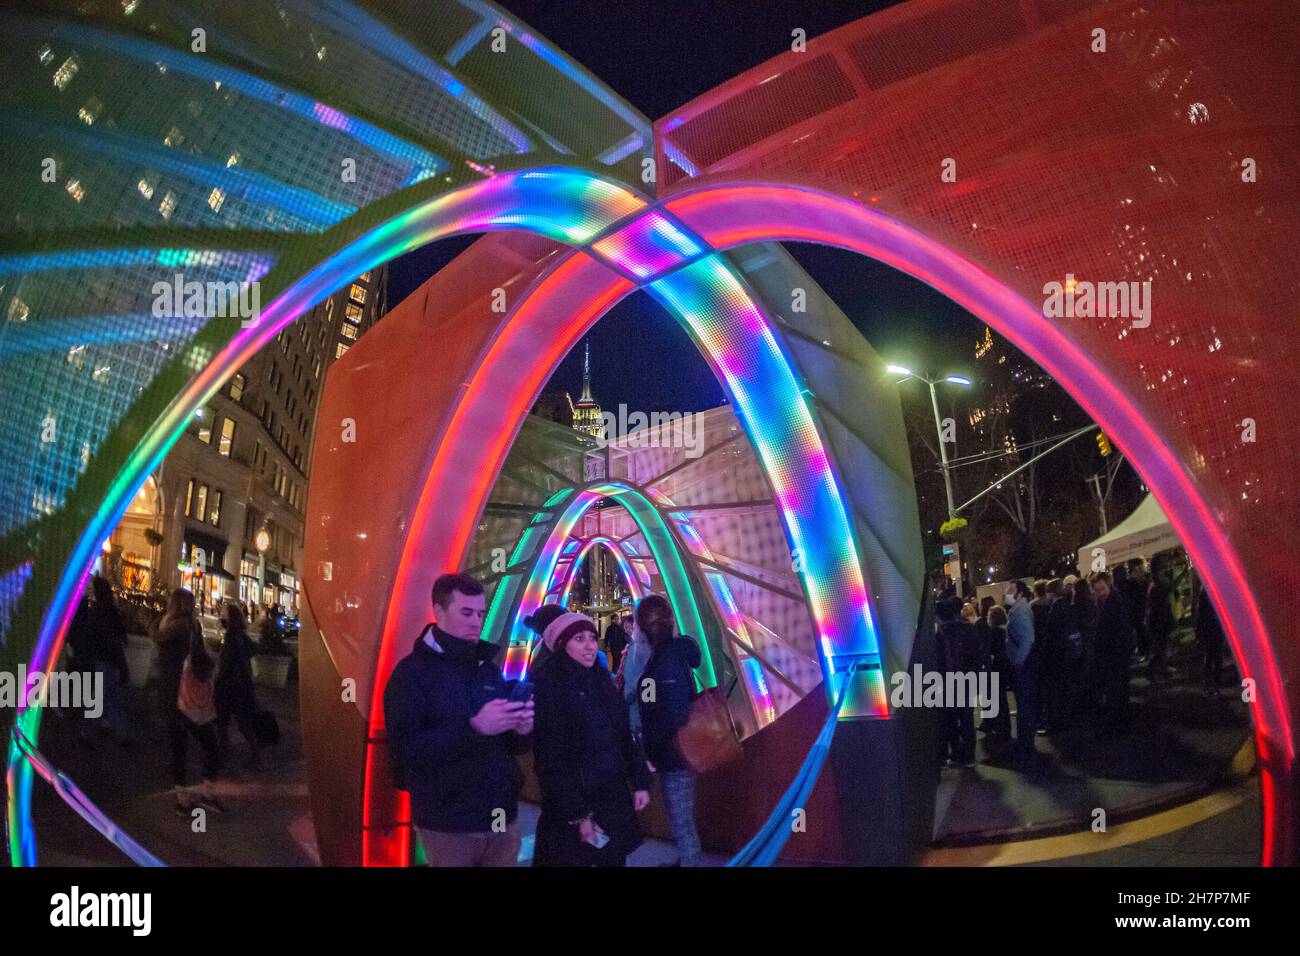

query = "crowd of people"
[
  {"left": 64, "top": 577, "right": 275, "bottom": 815},
  {"left": 384, "top": 572, "right": 705, "bottom": 868},
  {"left": 935, "top": 557, "right": 1229, "bottom": 770}
]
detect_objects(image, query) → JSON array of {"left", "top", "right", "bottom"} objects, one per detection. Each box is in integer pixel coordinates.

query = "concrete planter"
[
  {"left": 253, "top": 654, "right": 292, "bottom": 689},
  {"left": 125, "top": 634, "right": 156, "bottom": 688}
]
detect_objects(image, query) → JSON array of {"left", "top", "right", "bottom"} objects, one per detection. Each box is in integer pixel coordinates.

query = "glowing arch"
[
  {"left": 310, "top": 177, "right": 1293, "bottom": 866},
  {"left": 497, "top": 481, "right": 716, "bottom": 683},
  {"left": 9, "top": 168, "right": 894, "bottom": 864},
  {"left": 4, "top": 1, "right": 1293, "bottom": 870},
  {"left": 14, "top": 168, "right": 1293, "bottom": 867},
  {"left": 555, "top": 537, "right": 642, "bottom": 607}
]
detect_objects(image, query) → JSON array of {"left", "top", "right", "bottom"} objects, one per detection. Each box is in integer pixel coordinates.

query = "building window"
[
  {"left": 349, "top": 283, "right": 367, "bottom": 304},
  {"left": 344, "top": 302, "right": 363, "bottom": 324},
  {"left": 359, "top": 271, "right": 371, "bottom": 282},
  {"left": 218, "top": 417, "right": 236, "bottom": 457},
  {"left": 336, "top": 342, "right": 350, "bottom": 359},
  {"left": 341, "top": 322, "right": 358, "bottom": 341},
  {"left": 194, "top": 484, "right": 208, "bottom": 521},
  {"left": 313, "top": 358, "right": 321, "bottom": 379},
  {"left": 325, "top": 299, "right": 334, "bottom": 322},
  {"left": 196, "top": 409, "right": 212, "bottom": 443},
  {"left": 209, "top": 489, "right": 222, "bottom": 526},
  {"left": 229, "top": 373, "right": 246, "bottom": 401},
  {"left": 184, "top": 479, "right": 194, "bottom": 517}
]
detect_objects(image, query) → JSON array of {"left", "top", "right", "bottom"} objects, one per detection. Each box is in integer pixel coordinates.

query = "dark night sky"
[{"left": 388, "top": 0, "right": 980, "bottom": 413}]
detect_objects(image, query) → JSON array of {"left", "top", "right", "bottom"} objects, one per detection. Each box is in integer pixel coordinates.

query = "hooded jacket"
[
  {"left": 636, "top": 635, "right": 702, "bottom": 773},
  {"left": 383, "top": 626, "right": 530, "bottom": 832}
]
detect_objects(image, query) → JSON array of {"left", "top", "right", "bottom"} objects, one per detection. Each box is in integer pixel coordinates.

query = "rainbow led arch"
[
  {"left": 503, "top": 481, "right": 715, "bottom": 685},
  {"left": 10, "top": 168, "right": 889, "bottom": 865},
  {"left": 556, "top": 537, "right": 644, "bottom": 606}
]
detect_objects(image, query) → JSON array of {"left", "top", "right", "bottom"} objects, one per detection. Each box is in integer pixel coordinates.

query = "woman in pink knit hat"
[{"left": 531, "top": 612, "right": 651, "bottom": 866}]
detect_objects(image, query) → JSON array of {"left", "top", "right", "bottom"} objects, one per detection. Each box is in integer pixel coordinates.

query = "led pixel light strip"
[{"left": 15, "top": 167, "right": 890, "bottom": 866}]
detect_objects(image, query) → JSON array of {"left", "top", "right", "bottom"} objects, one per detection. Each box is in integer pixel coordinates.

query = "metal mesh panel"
[
  {"left": 0, "top": 0, "right": 651, "bottom": 667},
  {"left": 657, "top": 0, "right": 1299, "bottom": 679}
]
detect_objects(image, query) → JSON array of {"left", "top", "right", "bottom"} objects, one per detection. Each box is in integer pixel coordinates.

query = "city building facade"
[{"left": 103, "top": 268, "right": 388, "bottom": 615}]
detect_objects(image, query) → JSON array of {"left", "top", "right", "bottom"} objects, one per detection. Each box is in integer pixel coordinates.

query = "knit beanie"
[{"left": 542, "top": 612, "right": 596, "bottom": 653}]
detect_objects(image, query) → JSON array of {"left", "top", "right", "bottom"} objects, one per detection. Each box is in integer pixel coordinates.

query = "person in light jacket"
[{"left": 1004, "top": 580, "right": 1038, "bottom": 765}]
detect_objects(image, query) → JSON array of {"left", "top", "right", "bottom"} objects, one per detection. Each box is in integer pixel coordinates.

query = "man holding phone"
[{"left": 384, "top": 573, "right": 534, "bottom": 866}]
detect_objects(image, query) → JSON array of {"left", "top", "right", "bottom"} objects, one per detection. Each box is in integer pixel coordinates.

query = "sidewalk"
[{"left": 933, "top": 632, "right": 1253, "bottom": 847}]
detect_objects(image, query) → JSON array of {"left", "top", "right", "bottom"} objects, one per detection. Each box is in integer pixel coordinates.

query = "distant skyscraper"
[{"left": 571, "top": 340, "right": 603, "bottom": 438}]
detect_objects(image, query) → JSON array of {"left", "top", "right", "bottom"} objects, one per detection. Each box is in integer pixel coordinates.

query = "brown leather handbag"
[{"left": 674, "top": 687, "right": 743, "bottom": 773}]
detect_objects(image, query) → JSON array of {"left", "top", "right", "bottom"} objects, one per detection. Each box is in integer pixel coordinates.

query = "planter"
[
  {"left": 124, "top": 634, "right": 155, "bottom": 689},
  {"left": 253, "top": 654, "right": 292, "bottom": 689}
]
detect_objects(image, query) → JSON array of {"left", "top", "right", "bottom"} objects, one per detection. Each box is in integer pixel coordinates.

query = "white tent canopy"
[{"left": 1077, "top": 494, "right": 1181, "bottom": 575}]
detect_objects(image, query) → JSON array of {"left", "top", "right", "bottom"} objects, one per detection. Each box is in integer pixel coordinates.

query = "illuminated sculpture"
[{"left": 1, "top": 0, "right": 1296, "bottom": 866}]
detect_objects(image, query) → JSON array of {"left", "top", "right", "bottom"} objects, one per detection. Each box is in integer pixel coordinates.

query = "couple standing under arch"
[{"left": 382, "top": 572, "right": 703, "bottom": 867}]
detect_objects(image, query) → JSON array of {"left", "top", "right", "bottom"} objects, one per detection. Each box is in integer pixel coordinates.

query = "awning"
[{"left": 1077, "top": 494, "right": 1181, "bottom": 574}]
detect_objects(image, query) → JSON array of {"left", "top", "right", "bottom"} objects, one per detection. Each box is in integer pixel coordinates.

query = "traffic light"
[{"left": 1096, "top": 431, "right": 1112, "bottom": 457}]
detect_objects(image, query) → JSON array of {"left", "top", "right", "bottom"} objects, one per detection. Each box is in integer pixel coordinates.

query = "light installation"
[
  {"left": 503, "top": 482, "right": 714, "bottom": 684},
  {"left": 4, "top": 0, "right": 1293, "bottom": 869},
  {"left": 9, "top": 167, "right": 891, "bottom": 865}
]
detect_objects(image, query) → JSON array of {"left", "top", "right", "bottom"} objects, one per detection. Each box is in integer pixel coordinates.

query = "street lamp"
[
  {"left": 889, "top": 363, "right": 973, "bottom": 592},
  {"left": 888, "top": 364, "right": 972, "bottom": 521}
]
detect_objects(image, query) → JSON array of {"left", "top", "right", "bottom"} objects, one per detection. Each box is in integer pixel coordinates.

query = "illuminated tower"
[{"left": 571, "top": 340, "right": 604, "bottom": 438}]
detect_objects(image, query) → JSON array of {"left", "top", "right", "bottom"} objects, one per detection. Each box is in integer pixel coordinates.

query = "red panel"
[{"left": 656, "top": 0, "right": 1300, "bottom": 863}]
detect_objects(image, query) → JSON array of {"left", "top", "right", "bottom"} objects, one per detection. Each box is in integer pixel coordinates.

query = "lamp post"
[{"left": 888, "top": 364, "right": 972, "bottom": 593}]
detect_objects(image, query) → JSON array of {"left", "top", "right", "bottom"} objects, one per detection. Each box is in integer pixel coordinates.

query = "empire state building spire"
[
  {"left": 581, "top": 340, "right": 593, "bottom": 401},
  {"left": 571, "top": 339, "right": 602, "bottom": 437}
]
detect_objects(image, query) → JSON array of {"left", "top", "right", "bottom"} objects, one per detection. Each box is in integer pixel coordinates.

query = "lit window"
[
  {"left": 194, "top": 485, "right": 208, "bottom": 521},
  {"left": 229, "top": 373, "right": 245, "bottom": 401},
  {"left": 359, "top": 272, "right": 371, "bottom": 282},
  {"left": 341, "top": 322, "right": 357, "bottom": 341},
  {"left": 336, "top": 342, "right": 350, "bottom": 359},
  {"left": 53, "top": 57, "right": 79, "bottom": 91},
  {"left": 77, "top": 97, "right": 103, "bottom": 125},
  {"left": 196, "top": 410, "right": 212, "bottom": 443},
  {"left": 218, "top": 418, "right": 236, "bottom": 456},
  {"left": 164, "top": 126, "right": 184, "bottom": 147},
  {"left": 344, "top": 302, "right": 363, "bottom": 323},
  {"left": 184, "top": 479, "right": 194, "bottom": 517},
  {"left": 209, "top": 489, "right": 222, "bottom": 526},
  {"left": 159, "top": 190, "right": 176, "bottom": 219},
  {"left": 137, "top": 178, "right": 155, "bottom": 200},
  {"left": 208, "top": 187, "right": 225, "bottom": 212},
  {"left": 65, "top": 179, "right": 84, "bottom": 203},
  {"left": 349, "top": 283, "right": 367, "bottom": 304}
]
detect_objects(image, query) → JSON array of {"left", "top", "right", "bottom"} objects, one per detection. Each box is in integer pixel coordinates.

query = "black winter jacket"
[
  {"left": 215, "top": 627, "right": 257, "bottom": 715},
  {"left": 383, "top": 627, "right": 530, "bottom": 832},
  {"left": 636, "top": 635, "right": 701, "bottom": 773},
  {"left": 533, "top": 652, "right": 651, "bottom": 865}
]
